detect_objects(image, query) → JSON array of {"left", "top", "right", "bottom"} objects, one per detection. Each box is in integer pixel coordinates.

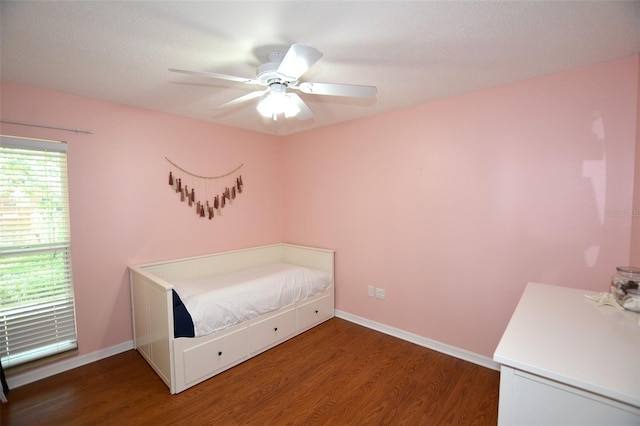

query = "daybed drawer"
[
  {"left": 298, "top": 293, "right": 334, "bottom": 331},
  {"left": 183, "top": 327, "right": 249, "bottom": 385},
  {"left": 249, "top": 308, "right": 296, "bottom": 354}
]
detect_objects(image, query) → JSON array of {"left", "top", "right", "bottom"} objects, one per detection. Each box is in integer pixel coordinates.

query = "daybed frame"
[{"left": 129, "top": 243, "right": 335, "bottom": 394}]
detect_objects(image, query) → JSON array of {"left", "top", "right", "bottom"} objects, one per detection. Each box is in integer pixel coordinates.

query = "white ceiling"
[{"left": 1, "top": 1, "right": 640, "bottom": 136}]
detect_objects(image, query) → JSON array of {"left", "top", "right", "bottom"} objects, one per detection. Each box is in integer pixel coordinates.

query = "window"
[{"left": 0, "top": 135, "right": 78, "bottom": 368}]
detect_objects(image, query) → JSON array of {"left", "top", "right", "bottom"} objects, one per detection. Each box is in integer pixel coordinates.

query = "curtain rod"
[{"left": 0, "top": 119, "right": 93, "bottom": 135}]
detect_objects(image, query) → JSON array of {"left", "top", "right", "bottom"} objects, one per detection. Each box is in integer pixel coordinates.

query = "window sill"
[{"left": 4, "top": 348, "right": 79, "bottom": 377}]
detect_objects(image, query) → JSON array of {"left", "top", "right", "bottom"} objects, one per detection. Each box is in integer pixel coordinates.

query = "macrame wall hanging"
[{"left": 166, "top": 157, "right": 244, "bottom": 220}]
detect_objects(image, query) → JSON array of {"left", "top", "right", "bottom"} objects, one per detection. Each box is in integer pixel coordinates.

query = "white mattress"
[{"left": 172, "top": 263, "right": 332, "bottom": 337}]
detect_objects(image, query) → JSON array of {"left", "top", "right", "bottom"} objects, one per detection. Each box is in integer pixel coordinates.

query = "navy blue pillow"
[{"left": 172, "top": 290, "right": 195, "bottom": 338}]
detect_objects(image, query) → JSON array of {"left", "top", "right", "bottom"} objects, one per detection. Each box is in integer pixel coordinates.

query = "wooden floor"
[{"left": 1, "top": 318, "right": 499, "bottom": 425}]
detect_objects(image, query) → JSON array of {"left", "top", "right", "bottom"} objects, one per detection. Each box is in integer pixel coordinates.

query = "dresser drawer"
[
  {"left": 298, "top": 292, "right": 334, "bottom": 331},
  {"left": 183, "top": 327, "right": 249, "bottom": 385},
  {"left": 249, "top": 308, "right": 297, "bottom": 354}
]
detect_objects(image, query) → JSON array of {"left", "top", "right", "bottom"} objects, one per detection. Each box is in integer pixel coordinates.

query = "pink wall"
[
  {"left": 283, "top": 56, "right": 639, "bottom": 357},
  {"left": 1, "top": 81, "right": 283, "bottom": 356},
  {"left": 1, "top": 55, "right": 638, "bottom": 366}
]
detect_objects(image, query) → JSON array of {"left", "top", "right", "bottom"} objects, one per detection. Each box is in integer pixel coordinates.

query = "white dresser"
[{"left": 494, "top": 282, "right": 640, "bottom": 425}]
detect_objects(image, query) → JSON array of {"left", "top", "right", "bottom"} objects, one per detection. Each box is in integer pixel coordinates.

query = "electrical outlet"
[
  {"left": 375, "top": 288, "right": 385, "bottom": 299},
  {"left": 368, "top": 285, "right": 374, "bottom": 297}
]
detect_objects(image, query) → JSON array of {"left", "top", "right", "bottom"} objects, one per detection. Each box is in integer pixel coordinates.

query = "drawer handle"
[
  {"left": 218, "top": 351, "right": 222, "bottom": 356},
  {"left": 315, "top": 310, "right": 319, "bottom": 314},
  {"left": 274, "top": 327, "right": 278, "bottom": 332}
]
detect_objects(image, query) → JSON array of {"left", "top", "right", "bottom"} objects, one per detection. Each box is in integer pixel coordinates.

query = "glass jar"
[{"left": 611, "top": 266, "right": 640, "bottom": 312}]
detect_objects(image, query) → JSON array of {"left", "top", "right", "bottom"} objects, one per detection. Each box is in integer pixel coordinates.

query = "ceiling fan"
[{"left": 169, "top": 44, "right": 377, "bottom": 121}]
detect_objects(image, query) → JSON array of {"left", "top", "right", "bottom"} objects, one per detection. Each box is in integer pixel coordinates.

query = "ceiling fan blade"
[
  {"left": 168, "top": 68, "right": 261, "bottom": 85},
  {"left": 217, "top": 90, "right": 267, "bottom": 110},
  {"left": 289, "top": 93, "right": 314, "bottom": 121},
  {"left": 277, "top": 44, "right": 323, "bottom": 80},
  {"left": 297, "top": 81, "right": 377, "bottom": 98}
]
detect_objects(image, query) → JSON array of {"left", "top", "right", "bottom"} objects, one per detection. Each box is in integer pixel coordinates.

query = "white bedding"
[{"left": 172, "top": 263, "right": 332, "bottom": 337}]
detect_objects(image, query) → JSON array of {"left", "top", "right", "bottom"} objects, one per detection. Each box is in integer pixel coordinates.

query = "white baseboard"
[
  {"left": 6, "top": 314, "right": 499, "bottom": 390},
  {"left": 6, "top": 340, "right": 134, "bottom": 389},
  {"left": 335, "top": 310, "right": 500, "bottom": 371}
]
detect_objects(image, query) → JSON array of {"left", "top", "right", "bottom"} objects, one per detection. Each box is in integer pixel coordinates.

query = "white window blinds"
[{"left": 0, "top": 135, "right": 78, "bottom": 368}]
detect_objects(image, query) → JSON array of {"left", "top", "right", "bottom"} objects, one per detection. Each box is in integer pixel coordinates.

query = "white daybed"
[{"left": 129, "top": 243, "right": 335, "bottom": 394}]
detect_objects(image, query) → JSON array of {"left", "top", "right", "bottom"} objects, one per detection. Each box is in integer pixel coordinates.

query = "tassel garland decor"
[{"left": 166, "top": 157, "right": 244, "bottom": 221}]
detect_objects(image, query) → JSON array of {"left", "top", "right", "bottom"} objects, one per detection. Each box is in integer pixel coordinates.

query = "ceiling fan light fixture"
[
  {"left": 256, "top": 84, "right": 300, "bottom": 120},
  {"left": 282, "top": 97, "right": 301, "bottom": 118}
]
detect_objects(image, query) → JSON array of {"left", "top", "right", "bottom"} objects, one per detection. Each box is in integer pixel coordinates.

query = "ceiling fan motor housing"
[
  {"left": 257, "top": 51, "right": 297, "bottom": 86},
  {"left": 257, "top": 62, "right": 296, "bottom": 85}
]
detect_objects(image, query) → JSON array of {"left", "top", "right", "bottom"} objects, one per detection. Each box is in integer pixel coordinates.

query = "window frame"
[{"left": 0, "top": 135, "right": 78, "bottom": 368}]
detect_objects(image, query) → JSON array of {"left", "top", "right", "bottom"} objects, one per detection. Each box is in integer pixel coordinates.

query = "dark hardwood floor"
[{"left": 1, "top": 318, "right": 499, "bottom": 425}]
